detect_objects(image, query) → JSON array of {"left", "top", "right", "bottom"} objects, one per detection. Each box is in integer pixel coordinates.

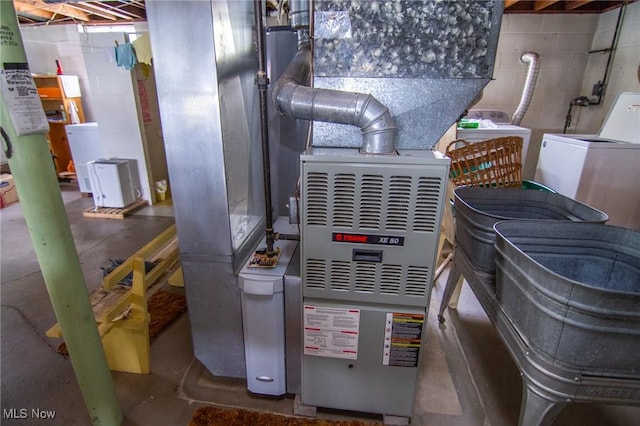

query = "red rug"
[{"left": 189, "top": 406, "right": 377, "bottom": 426}]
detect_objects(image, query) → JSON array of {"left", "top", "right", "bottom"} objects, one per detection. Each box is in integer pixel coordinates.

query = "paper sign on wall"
[
  {"left": 304, "top": 305, "right": 360, "bottom": 360},
  {"left": 0, "top": 63, "right": 49, "bottom": 136}
]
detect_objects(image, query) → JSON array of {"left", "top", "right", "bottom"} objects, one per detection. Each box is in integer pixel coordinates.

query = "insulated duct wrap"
[{"left": 311, "top": 0, "right": 502, "bottom": 150}]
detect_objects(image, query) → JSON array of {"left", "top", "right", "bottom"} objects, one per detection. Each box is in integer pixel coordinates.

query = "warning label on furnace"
[
  {"left": 382, "top": 312, "right": 424, "bottom": 367},
  {"left": 303, "top": 305, "right": 360, "bottom": 360}
]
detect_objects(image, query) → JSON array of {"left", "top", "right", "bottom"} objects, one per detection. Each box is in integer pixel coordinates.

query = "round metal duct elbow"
[
  {"left": 272, "top": 45, "right": 397, "bottom": 154},
  {"left": 511, "top": 52, "right": 540, "bottom": 126},
  {"left": 357, "top": 95, "right": 397, "bottom": 154}
]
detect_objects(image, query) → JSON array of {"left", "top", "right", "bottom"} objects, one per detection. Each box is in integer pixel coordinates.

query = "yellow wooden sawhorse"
[{"left": 46, "top": 224, "right": 182, "bottom": 374}]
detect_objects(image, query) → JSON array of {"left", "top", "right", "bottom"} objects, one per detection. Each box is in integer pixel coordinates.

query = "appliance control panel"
[{"left": 465, "top": 109, "right": 511, "bottom": 123}]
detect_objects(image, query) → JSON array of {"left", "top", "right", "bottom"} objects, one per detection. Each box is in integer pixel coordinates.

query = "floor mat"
[
  {"left": 189, "top": 406, "right": 375, "bottom": 426},
  {"left": 57, "top": 289, "right": 187, "bottom": 356}
]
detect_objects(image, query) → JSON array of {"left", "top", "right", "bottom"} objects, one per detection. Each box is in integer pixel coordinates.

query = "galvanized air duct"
[
  {"left": 272, "top": 43, "right": 398, "bottom": 154},
  {"left": 511, "top": 52, "right": 540, "bottom": 126},
  {"left": 275, "top": 0, "right": 501, "bottom": 151},
  {"left": 272, "top": 0, "right": 397, "bottom": 154},
  {"left": 289, "top": 0, "right": 310, "bottom": 29}
]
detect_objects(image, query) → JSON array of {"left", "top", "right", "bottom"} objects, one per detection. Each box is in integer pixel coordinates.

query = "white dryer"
[
  {"left": 535, "top": 92, "right": 640, "bottom": 230},
  {"left": 457, "top": 109, "right": 532, "bottom": 174}
]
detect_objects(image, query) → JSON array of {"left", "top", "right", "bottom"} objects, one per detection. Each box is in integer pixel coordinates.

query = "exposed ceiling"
[
  {"left": 13, "top": 0, "right": 633, "bottom": 26},
  {"left": 504, "top": 0, "right": 631, "bottom": 13},
  {"left": 14, "top": 0, "right": 146, "bottom": 25}
]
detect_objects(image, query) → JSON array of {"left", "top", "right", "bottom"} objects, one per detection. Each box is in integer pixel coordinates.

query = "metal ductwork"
[
  {"left": 511, "top": 51, "right": 540, "bottom": 126},
  {"left": 272, "top": 43, "right": 398, "bottom": 154},
  {"left": 289, "top": 0, "right": 310, "bottom": 29},
  {"left": 312, "top": 1, "right": 503, "bottom": 151},
  {"left": 278, "top": 0, "right": 503, "bottom": 151},
  {"left": 273, "top": 0, "right": 397, "bottom": 154}
]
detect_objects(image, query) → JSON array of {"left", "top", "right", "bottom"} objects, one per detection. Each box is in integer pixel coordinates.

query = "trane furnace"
[{"left": 300, "top": 148, "right": 449, "bottom": 418}]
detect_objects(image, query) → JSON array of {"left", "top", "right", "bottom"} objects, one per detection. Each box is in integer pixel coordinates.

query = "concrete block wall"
[
  {"left": 577, "top": 3, "right": 640, "bottom": 134},
  {"left": 20, "top": 25, "right": 95, "bottom": 121},
  {"left": 474, "top": 3, "right": 640, "bottom": 177},
  {"left": 20, "top": 25, "right": 154, "bottom": 204},
  {"left": 480, "top": 13, "right": 598, "bottom": 131}
]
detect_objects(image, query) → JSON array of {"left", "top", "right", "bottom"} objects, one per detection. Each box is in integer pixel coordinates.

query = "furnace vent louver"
[
  {"left": 354, "top": 263, "right": 376, "bottom": 293},
  {"left": 303, "top": 259, "right": 432, "bottom": 305},
  {"left": 330, "top": 260, "right": 351, "bottom": 291},
  {"left": 332, "top": 174, "right": 356, "bottom": 227},
  {"left": 305, "top": 258, "right": 326, "bottom": 289},
  {"left": 406, "top": 266, "right": 430, "bottom": 297},
  {"left": 380, "top": 264, "right": 402, "bottom": 295},
  {"left": 359, "top": 175, "right": 384, "bottom": 229},
  {"left": 386, "top": 176, "right": 412, "bottom": 231},
  {"left": 305, "top": 172, "right": 329, "bottom": 226},
  {"left": 305, "top": 172, "right": 443, "bottom": 234},
  {"left": 414, "top": 177, "right": 443, "bottom": 232}
]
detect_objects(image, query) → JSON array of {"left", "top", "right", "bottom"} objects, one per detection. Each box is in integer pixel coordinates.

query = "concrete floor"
[{"left": 2, "top": 182, "right": 639, "bottom": 425}]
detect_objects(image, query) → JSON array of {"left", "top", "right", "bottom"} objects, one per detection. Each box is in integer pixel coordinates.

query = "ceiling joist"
[
  {"left": 14, "top": 0, "right": 147, "bottom": 25},
  {"left": 13, "top": 0, "right": 634, "bottom": 26},
  {"left": 504, "top": 0, "right": 632, "bottom": 13},
  {"left": 16, "top": 0, "right": 91, "bottom": 21}
]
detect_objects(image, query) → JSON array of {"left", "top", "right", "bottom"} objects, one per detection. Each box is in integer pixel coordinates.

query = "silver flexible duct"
[
  {"left": 511, "top": 51, "right": 540, "bottom": 126},
  {"left": 272, "top": 43, "right": 398, "bottom": 154}
]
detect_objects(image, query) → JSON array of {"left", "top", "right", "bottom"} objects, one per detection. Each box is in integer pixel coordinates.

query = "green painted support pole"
[{"left": 0, "top": 3, "right": 123, "bottom": 425}]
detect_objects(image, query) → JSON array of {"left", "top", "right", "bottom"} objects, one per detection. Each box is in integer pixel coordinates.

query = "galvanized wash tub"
[
  {"left": 453, "top": 187, "right": 608, "bottom": 280},
  {"left": 494, "top": 221, "right": 640, "bottom": 376}
]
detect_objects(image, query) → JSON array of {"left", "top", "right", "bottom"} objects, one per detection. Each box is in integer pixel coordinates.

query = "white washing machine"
[
  {"left": 457, "top": 109, "right": 532, "bottom": 172},
  {"left": 535, "top": 92, "right": 640, "bottom": 231}
]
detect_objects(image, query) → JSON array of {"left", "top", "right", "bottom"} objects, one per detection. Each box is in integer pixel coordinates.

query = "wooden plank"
[
  {"left": 504, "top": 0, "right": 521, "bottom": 8},
  {"left": 83, "top": 199, "right": 148, "bottom": 219},
  {"left": 565, "top": 0, "right": 596, "bottom": 11},
  {"left": 47, "top": 225, "right": 179, "bottom": 340},
  {"left": 534, "top": 0, "right": 562, "bottom": 11},
  {"left": 136, "top": 224, "right": 177, "bottom": 259},
  {"left": 17, "top": 0, "right": 91, "bottom": 21},
  {"left": 102, "top": 225, "right": 176, "bottom": 290},
  {"left": 143, "top": 250, "right": 179, "bottom": 289},
  {"left": 46, "top": 323, "right": 62, "bottom": 338},
  {"left": 14, "top": 0, "right": 54, "bottom": 20},
  {"left": 92, "top": 287, "right": 129, "bottom": 319}
]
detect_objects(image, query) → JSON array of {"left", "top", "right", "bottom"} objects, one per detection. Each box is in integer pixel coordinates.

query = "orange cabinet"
[{"left": 33, "top": 76, "right": 85, "bottom": 175}]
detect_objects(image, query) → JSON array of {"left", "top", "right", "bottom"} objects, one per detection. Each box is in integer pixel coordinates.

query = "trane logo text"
[
  {"left": 339, "top": 234, "right": 368, "bottom": 243},
  {"left": 332, "top": 233, "right": 404, "bottom": 246}
]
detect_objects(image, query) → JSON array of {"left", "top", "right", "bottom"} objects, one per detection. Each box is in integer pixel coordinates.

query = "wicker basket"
[{"left": 445, "top": 136, "right": 523, "bottom": 188}]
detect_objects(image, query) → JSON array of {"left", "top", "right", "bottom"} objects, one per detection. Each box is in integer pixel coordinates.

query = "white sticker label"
[
  {"left": 304, "top": 305, "right": 360, "bottom": 360},
  {"left": 1, "top": 66, "right": 49, "bottom": 136}
]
